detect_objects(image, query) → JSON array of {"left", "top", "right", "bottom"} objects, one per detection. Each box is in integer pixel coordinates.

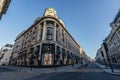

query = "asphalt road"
[
  {"left": 25, "top": 62, "right": 120, "bottom": 80},
  {"left": 0, "top": 66, "right": 16, "bottom": 72}
]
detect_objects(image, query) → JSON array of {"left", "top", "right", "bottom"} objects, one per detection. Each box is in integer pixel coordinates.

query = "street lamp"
[
  {"left": 54, "top": 53, "right": 57, "bottom": 71},
  {"left": 103, "top": 42, "right": 114, "bottom": 72},
  {"left": 81, "top": 58, "right": 83, "bottom": 65},
  {"left": 71, "top": 54, "right": 74, "bottom": 67},
  {"left": 30, "top": 54, "right": 34, "bottom": 71},
  {"left": 101, "top": 51, "right": 107, "bottom": 68}
]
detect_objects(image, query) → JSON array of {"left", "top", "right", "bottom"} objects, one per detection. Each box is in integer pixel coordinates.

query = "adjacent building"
[
  {"left": 95, "top": 42, "right": 108, "bottom": 64},
  {"left": 105, "top": 9, "right": 120, "bottom": 64},
  {"left": 79, "top": 47, "right": 90, "bottom": 65},
  {"left": 0, "top": 0, "right": 11, "bottom": 20},
  {"left": 0, "top": 44, "right": 13, "bottom": 65},
  {"left": 10, "top": 8, "right": 82, "bottom": 67},
  {"left": 96, "top": 9, "right": 120, "bottom": 65}
]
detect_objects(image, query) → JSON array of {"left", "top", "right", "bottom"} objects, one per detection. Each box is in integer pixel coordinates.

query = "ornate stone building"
[
  {"left": 79, "top": 47, "right": 89, "bottom": 65},
  {"left": 10, "top": 8, "right": 81, "bottom": 67},
  {"left": 0, "top": 0, "right": 11, "bottom": 20},
  {"left": 0, "top": 44, "right": 13, "bottom": 65},
  {"left": 105, "top": 9, "right": 120, "bottom": 64},
  {"left": 95, "top": 47, "right": 106, "bottom": 64},
  {"left": 96, "top": 9, "right": 120, "bottom": 65}
]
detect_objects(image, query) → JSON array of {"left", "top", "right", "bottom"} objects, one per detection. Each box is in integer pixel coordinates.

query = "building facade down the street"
[
  {"left": 0, "top": 44, "right": 13, "bottom": 65},
  {"left": 105, "top": 9, "right": 120, "bottom": 64},
  {"left": 0, "top": 0, "right": 11, "bottom": 20},
  {"left": 95, "top": 48, "right": 104, "bottom": 64},
  {"left": 87, "top": 56, "right": 93, "bottom": 62},
  {"left": 95, "top": 43, "right": 108, "bottom": 64},
  {"left": 95, "top": 48, "right": 101, "bottom": 63},
  {"left": 10, "top": 8, "right": 82, "bottom": 67},
  {"left": 79, "top": 47, "right": 90, "bottom": 65},
  {"left": 96, "top": 9, "right": 120, "bottom": 65}
]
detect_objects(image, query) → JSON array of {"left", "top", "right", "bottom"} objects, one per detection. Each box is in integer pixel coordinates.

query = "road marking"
[
  {"left": 87, "top": 63, "right": 92, "bottom": 68},
  {"left": 81, "top": 77, "right": 85, "bottom": 79}
]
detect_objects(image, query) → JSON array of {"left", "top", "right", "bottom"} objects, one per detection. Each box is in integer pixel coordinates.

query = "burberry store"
[{"left": 10, "top": 8, "right": 81, "bottom": 67}]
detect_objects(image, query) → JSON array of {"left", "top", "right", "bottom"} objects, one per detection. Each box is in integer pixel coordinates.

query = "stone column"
[
  {"left": 37, "top": 24, "right": 41, "bottom": 41},
  {"left": 38, "top": 44, "right": 42, "bottom": 66},
  {"left": 64, "top": 50, "right": 67, "bottom": 64},
  {"left": 42, "top": 21, "right": 46, "bottom": 41},
  {"left": 60, "top": 48, "right": 63, "bottom": 65},
  {"left": 66, "top": 51, "right": 68, "bottom": 64},
  {"left": 60, "top": 48, "right": 62, "bottom": 60},
  {"left": 59, "top": 25, "right": 62, "bottom": 45},
  {"left": 54, "top": 22, "right": 57, "bottom": 41},
  {"left": 54, "top": 44, "right": 57, "bottom": 65}
]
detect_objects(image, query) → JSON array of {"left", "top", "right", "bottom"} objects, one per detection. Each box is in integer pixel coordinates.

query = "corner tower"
[{"left": 44, "top": 8, "right": 58, "bottom": 18}]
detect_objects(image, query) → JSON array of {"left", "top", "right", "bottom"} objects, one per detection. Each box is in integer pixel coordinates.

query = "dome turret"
[{"left": 44, "top": 8, "right": 58, "bottom": 18}]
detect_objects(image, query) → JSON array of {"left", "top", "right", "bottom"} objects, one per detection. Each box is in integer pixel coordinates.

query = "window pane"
[{"left": 46, "top": 27, "right": 53, "bottom": 40}]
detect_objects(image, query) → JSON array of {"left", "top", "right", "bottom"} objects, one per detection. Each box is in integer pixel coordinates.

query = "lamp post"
[
  {"left": 30, "top": 54, "right": 34, "bottom": 71},
  {"left": 103, "top": 42, "right": 114, "bottom": 72},
  {"left": 72, "top": 54, "right": 74, "bottom": 67},
  {"left": 101, "top": 51, "right": 107, "bottom": 68},
  {"left": 81, "top": 58, "right": 83, "bottom": 65},
  {"left": 54, "top": 53, "right": 57, "bottom": 71}
]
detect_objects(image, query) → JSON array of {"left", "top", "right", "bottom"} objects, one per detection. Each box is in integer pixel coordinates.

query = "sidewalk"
[
  {"left": 0, "top": 64, "right": 80, "bottom": 80},
  {"left": 95, "top": 63, "right": 120, "bottom": 76}
]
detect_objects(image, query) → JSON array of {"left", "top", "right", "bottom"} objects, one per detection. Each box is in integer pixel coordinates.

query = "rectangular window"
[
  {"left": 40, "top": 28, "right": 43, "bottom": 40},
  {"left": 56, "top": 30, "right": 58, "bottom": 42},
  {"left": 46, "top": 27, "right": 53, "bottom": 40}
]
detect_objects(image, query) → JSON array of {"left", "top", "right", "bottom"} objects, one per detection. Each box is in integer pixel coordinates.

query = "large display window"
[
  {"left": 43, "top": 54, "right": 52, "bottom": 65},
  {"left": 41, "top": 43, "right": 55, "bottom": 65}
]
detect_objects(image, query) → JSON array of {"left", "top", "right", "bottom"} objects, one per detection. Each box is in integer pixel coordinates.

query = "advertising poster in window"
[{"left": 43, "top": 54, "right": 52, "bottom": 65}]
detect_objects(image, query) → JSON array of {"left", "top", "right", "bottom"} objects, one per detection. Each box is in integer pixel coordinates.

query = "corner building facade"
[
  {"left": 10, "top": 8, "right": 80, "bottom": 67},
  {"left": 0, "top": 0, "right": 11, "bottom": 20}
]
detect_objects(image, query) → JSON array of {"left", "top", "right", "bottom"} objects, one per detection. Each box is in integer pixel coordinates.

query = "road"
[
  {"left": 0, "top": 66, "right": 16, "bottom": 72},
  {"left": 25, "top": 62, "right": 120, "bottom": 80}
]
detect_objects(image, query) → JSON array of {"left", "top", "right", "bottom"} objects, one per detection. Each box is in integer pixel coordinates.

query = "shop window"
[{"left": 42, "top": 44, "right": 55, "bottom": 53}]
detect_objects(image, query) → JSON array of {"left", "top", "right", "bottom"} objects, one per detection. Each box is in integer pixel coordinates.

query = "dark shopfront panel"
[{"left": 41, "top": 43, "right": 55, "bottom": 66}]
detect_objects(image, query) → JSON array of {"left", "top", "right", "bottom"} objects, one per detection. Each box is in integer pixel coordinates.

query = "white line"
[{"left": 87, "top": 63, "right": 92, "bottom": 68}]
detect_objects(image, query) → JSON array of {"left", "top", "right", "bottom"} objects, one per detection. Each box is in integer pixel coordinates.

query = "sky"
[{"left": 0, "top": 0, "right": 120, "bottom": 59}]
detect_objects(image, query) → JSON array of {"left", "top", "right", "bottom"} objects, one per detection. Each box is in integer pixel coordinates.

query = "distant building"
[
  {"left": 0, "top": 0, "right": 11, "bottom": 20},
  {"left": 0, "top": 44, "right": 13, "bottom": 65},
  {"left": 10, "top": 8, "right": 83, "bottom": 67},
  {"left": 87, "top": 56, "right": 93, "bottom": 62},
  {"left": 95, "top": 43, "right": 108, "bottom": 64},
  {"left": 95, "top": 48, "right": 103, "bottom": 64},
  {"left": 79, "top": 47, "right": 89, "bottom": 65}
]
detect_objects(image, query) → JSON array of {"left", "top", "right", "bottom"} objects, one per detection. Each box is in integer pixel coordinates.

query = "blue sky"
[{"left": 0, "top": 0, "right": 120, "bottom": 58}]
